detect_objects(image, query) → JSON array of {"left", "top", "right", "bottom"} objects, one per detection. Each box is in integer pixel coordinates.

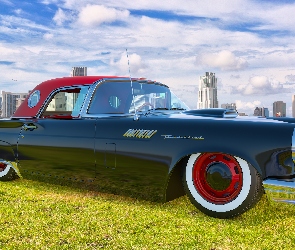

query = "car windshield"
[{"left": 88, "top": 80, "right": 189, "bottom": 114}]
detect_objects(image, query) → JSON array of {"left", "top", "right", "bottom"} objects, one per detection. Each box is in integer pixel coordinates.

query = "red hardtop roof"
[
  {"left": 13, "top": 76, "right": 123, "bottom": 118},
  {"left": 32, "top": 76, "right": 122, "bottom": 92}
]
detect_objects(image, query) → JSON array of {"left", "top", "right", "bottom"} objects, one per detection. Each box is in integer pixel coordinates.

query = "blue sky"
[{"left": 1, "top": 0, "right": 295, "bottom": 115}]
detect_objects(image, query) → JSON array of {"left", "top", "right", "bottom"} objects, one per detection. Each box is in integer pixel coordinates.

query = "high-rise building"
[
  {"left": 262, "top": 107, "right": 269, "bottom": 117},
  {"left": 253, "top": 107, "right": 262, "bottom": 116},
  {"left": 197, "top": 72, "right": 218, "bottom": 109},
  {"left": 253, "top": 107, "right": 269, "bottom": 117},
  {"left": 1, "top": 91, "right": 29, "bottom": 117},
  {"left": 71, "top": 67, "right": 87, "bottom": 76},
  {"left": 273, "top": 101, "right": 286, "bottom": 117},
  {"left": 221, "top": 103, "right": 236, "bottom": 110},
  {"left": 292, "top": 95, "right": 295, "bottom": 118}
]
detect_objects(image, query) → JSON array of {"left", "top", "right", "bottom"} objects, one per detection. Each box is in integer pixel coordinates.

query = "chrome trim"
[
  {"left": 22, "top": 123, "right": 37, "bottom": 131},
  {"left": 223, "top": 109, "right": 238, "bottom": 118},
  {"left": 36, "top": 84, "right": 91, "bottom": 118},
  {"left": 263, "top": 179, "right": 295, "bottom": 204},
  {"left": 83, "top": 114, "right": 133, "bottom": 118},
  {"left": 79, "top": 80, "right": 101, "bottom": 117},
  {"left": 263, "top": 179, "right": 295, "bottom": 189},
  {"left": 123, "top": 129, "right": 157, "bottom": 139}
]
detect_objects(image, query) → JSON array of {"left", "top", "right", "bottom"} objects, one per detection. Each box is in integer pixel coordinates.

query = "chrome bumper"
[{"left": 263, "top": 179, "right": 295, "bottom": 204}]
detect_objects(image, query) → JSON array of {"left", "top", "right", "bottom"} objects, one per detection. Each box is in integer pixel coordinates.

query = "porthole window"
[
  {"left": 109, "top": 96, "right": 121, "bottom": 109},
  {"left": 28, "top": 90, "right": 40, "bottom": 108}
]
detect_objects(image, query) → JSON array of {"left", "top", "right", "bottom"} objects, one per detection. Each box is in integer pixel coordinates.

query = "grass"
[{"left": 1, "top": 179, "right": 295, "bottom": 249}]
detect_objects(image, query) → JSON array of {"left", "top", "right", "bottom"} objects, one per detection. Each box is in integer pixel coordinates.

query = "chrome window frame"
[
  {"left": 36, "top": 85, "right": 91, "bottom": 118},
  {"left": 80, "top": 78, "right": 169, "bottom": 119},
  {"left": 35, "top": 78, "right": 171, "bottom": 119}
]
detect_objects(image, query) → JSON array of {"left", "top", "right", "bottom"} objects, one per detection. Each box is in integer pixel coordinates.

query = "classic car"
[{"left": 1, "top": 76, "right": 295, "bottom": 218}]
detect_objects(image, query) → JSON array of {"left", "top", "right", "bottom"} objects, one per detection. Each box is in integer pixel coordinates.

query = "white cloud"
[
  {"left": 236, "top": 100, "right": 262, "bottom": 109},
  {"left": 250, "top": 4, "right": 295, "bottom": 33},
  {"left": 77, "top": 4, "right": 129, "bottom": 27},
  {"left": 285, "top": 74, "right": 295, "bottom": 83},
  {"left": 53, "top": 8, "right": 68, "bottom": 26},
  {"left": 43, "top": 33, "right": 54, "bottom": 40},
  {"left": 14, "top": 9, "right": 22, "bottom": 15},
  {"left": 0, "top": 44, "right": 19, "bottom": 56},
  {"left": 58, "top": 0, "right": 248, "bottom": 18},
  {"left": 232, "top": 75, "right": 285, "bottom": 95},
  {"left": 248, "top": 49, "right": 295, "bottom": 70},
  {"left": 235, "top": 100, "right": 262, "bottom": 115},
  {"left": 0, "top": 0, "right": 13, "bottom": 5},
  {"left": 110, "top": 52, "right": 147, "bottom": 76},
  {"left": 200, "top": 50, "right": 248, "bottom": 71}
]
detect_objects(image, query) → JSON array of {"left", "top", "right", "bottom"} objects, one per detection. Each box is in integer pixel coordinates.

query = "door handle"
[{"left": 22, "top": 123, "right": 37, "bottom": 131}]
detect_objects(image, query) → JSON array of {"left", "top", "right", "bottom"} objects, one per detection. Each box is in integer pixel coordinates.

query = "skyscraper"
[
  {"left": 197, "top": 72, "right": 218, "bottom": 109},
  {"left": 262, "top": 108, "right": 269, "bottom": 117},
  {"left": 253, "top": 107, "right": 269, "bottom": 117},
  {"left": 292, "top": 95, "right": 295, "bottom": 118},
  {"left": 71, "top": 67, "right": 87, "bottom": 76},
  {"left": 273, "top": 101, "right": 286, "bottom": 117},
  {"left": 1, "top": 91, "right": 29, "bottom": 117}
]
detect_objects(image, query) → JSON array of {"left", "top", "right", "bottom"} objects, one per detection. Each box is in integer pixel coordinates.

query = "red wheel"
[
  {"left": 0, "top": 160, "right": 19, "bottom": 181},
  {"left": 193, "top": 153, "right": 243, "bottom": 204},
  {"left": 183, "top": 153, "right": 264, "bottom": 218}
]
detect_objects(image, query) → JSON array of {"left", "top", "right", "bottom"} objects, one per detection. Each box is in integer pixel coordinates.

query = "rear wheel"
[
  {"left": 183, "top": 153, "right": 264, "bottom": 218},
  {"left": 0, "top": 160, "right": 19, "bottom": 181}
]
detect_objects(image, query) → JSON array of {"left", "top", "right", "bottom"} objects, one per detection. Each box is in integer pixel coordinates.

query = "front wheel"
[
  {"left": 183, "top": 153, "right": 264, "bottom": 218},
  {"left": 0, "top": 160, "right": 19, "bottom": 181}
]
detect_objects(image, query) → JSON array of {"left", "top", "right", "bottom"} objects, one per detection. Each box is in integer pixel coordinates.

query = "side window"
[
  {"left": 88, "top": 82, "right": 131, "bottom": 114},
  {"left": 42, "top": 87, "right": 88, "bottom": 118}
]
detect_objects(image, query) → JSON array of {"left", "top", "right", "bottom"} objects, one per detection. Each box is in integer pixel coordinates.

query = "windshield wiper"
[
  {"left": 154, "top": 108, "right": 169, "bottom": 110},
  {"left": 170, "top": 108, "right": 186, "bottom": 110}
]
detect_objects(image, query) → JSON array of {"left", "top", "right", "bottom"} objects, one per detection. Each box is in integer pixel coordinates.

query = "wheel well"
[{"left": 165, "top": 156, "right": 189, "bottom": 202}]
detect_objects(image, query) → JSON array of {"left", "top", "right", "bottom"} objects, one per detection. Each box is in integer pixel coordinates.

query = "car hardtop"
[{"left": 12, "top": 76, "right": 170, "bottom": 119}]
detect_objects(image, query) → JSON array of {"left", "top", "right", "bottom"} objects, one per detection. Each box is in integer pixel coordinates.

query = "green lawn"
[{"left": 1, "top": 179, "right": 295, "bottom": 249}]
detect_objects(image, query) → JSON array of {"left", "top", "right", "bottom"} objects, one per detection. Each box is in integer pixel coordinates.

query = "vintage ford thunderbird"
[{"left": 1, "top": 76, "right": 295, "bottom": 218}]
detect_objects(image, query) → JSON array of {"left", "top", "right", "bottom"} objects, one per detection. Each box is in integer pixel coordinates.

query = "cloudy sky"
[{"left": 1, "top": 0, "right": 295, "bottom": 116}]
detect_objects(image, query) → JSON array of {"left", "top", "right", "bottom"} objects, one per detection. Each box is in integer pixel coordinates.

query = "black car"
[{"left": 1, "top": 76, "right": 294, "bottom": 218}]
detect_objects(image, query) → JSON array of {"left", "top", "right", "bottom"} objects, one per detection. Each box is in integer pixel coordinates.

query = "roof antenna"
[{"left": 126, "top": 49, "right": 139, "bottom": 121}]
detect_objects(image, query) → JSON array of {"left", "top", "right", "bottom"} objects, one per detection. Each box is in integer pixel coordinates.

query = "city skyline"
[
  {"left": 0, "top": 68, "right": 291, "bottom": 117},
  {"left": 1, "top": 1, "right": 295, "bottom": 116}
]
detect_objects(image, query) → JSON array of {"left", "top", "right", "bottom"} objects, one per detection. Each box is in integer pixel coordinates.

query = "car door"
[
  {"left": 87, "top": 79, "right": 171, "bottom": 200},
  {"left": 17, "top": 118, "right": 96, "bottom": 181},
  {"left": 94, "top": 116, "right": 170, "bottom": 201}
]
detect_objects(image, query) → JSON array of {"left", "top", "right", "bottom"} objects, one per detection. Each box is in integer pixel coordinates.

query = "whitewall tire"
[{"left": 183, "top": 153, "right": 264, "bottom": 218}]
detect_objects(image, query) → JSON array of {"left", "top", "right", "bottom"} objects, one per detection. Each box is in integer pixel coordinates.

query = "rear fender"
[{"left": 170, "top": 149, "right": 262, "bottom": 177}]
